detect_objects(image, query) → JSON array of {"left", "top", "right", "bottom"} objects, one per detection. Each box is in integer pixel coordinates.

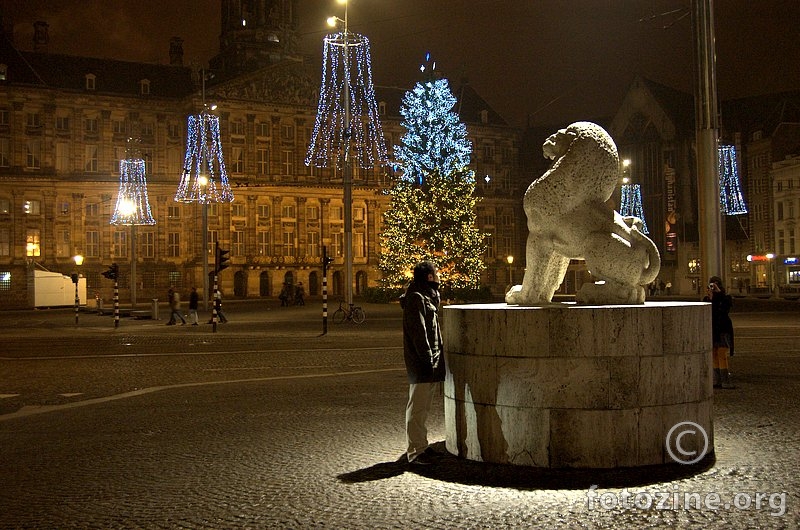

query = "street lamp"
[
  {"left": 766, "top": 252, "right": 777, "bottom": 298},
  {"left": 506, "top": 255, "right": 514, "bottom": 287},
  {"left": 72, "top": 254, "right": 84, "bottom": 325}
]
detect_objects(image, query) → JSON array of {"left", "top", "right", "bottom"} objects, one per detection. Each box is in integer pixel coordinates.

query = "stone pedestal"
[{"left": 442, "top": 302, "right": 713, "bottom": 468}]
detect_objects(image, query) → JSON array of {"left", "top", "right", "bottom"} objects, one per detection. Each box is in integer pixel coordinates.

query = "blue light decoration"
[
  {"left": 718, "top": 144, "right": 748, "bottom": 215},
  {"left": 111, "top": 137, "right": 155, "bottom": 225},
  {"left": 619, "top": 183, "right": 650, "bottom": 234},
  {"left": 304, "top": 30, "right": 387, "bottom": 169},
  {"left": 394, "top": 54, "right": 473, "bottom": 186},
  {"left": 175, "top": 112, "right": 234, "bottom": 203}
]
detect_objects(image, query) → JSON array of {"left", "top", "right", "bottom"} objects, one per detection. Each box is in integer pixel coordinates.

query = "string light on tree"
[
  {"left": 394, "top": 53, "right": 472, "bottom": 185},
  {"left": 718, "top": 144, "right": 748, "bottom": 215}
]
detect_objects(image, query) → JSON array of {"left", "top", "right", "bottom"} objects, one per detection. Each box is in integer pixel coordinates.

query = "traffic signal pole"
[
  {"left": 212, "top": 242, "right": 230, "bottom": 334},
  {"left": 102, "top": 263, "right": 120, "bottom": 327},
  {"left": 322, "top": 246, "right": 333, "bottom": 335}
]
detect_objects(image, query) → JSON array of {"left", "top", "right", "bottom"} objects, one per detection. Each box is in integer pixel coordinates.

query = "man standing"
[
  {"left": 188, "top": 286, "right": 199, "bottom": 326},
  {"left": 399, "top": 261, "right": 445, "bottom": 465}
]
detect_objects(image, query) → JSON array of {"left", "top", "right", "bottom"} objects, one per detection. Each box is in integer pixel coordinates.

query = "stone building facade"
[{"left": 0, "top": 2, "right": 523, "bottom": 308}]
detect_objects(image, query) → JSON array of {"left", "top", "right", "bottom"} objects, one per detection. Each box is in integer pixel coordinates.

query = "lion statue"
[{"left": 505, "top": 121, "right": 661, "bottom": 305}]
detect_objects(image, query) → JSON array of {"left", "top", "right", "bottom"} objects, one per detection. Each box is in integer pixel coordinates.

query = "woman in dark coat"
[
  {"left": 704, "top": 275, "right": 734, "bottom": 388},
  {"left": 399, "top": 261, "right": 445, "bottom": 464}
]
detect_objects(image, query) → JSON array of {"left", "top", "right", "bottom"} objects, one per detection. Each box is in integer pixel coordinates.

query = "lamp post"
[
  {"left": 72, "top": 254, "right": 83, "bottom": 325},
  {"left": 327, "top": 1, "right": 354, "bottom": 310},
  {"left": 506, "top": 255, "right": 514, "bottom": 288},
  {"left": 766, "top": 252, "right": 777, "bottom": 298},
  {"left": 199, "top": 174, "right": 209, "bottom": 310}
]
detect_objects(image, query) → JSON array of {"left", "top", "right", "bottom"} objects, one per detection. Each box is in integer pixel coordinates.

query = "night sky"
[{"left": 5, "top": 0, "right": 800, "bottom": 128}]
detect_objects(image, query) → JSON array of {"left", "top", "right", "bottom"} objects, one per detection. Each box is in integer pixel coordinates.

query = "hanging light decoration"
[
  {"left": 718, "top": 144, "right": 748, "bottom": 215},
  {"left": 111, "top": 137, "right": 155, "bottom": 225},
  {"left": 175, "top": 111, "right": 234, "bottom": 204},
  {"left": 620, "top": 183, "right": 650, "bottom": 234},
  {"left": 305, "top": 29, "right": 387, "bottom": 169}
]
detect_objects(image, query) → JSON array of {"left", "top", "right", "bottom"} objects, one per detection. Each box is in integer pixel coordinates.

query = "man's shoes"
[
  {"left": 409, "top": 452, "right": 437, "bottom": 465},
  {"left": 192, "top": 323, "right": 198, "bottom": 326}
]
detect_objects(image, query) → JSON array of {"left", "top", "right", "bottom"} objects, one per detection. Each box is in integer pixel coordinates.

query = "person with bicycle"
[{"left": 399, "top": 260, "right": 445, "bottom": 465}]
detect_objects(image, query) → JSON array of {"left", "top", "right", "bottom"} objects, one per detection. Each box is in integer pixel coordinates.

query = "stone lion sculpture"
[{"left": 505, "top": 121, "right": 661, "bottom": 305}]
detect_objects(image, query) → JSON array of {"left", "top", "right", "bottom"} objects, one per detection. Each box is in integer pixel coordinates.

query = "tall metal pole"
[
  {"left": 202, "top": 202, "right": 209, "bottom": 310},
  {"left": 692, "top": 0, "right": 723, "bottom": 283},
  {"left": 130, "top": 224, "right": 137, "bottom": 307},
  {"left": 342, "top": 2, "right": 354, "bottom": 309}
]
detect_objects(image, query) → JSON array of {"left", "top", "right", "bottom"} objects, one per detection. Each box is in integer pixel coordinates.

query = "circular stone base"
[{"left": 442, "top": 302, "right": 713, "bottom": 468}]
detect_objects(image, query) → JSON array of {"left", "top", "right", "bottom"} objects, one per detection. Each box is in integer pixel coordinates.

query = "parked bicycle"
[{"left": 332, "top": 299, "right": 365, "bottom": 324}]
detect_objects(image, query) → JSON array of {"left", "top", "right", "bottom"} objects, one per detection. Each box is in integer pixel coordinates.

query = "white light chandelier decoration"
[
  {"left": 305, "top": 27, "right": 387, "bottom": 169},
  {"left": 111, "top": 137, "right": 156, "bottom": 225},
  {"left": 175, "top": 111, "right": 234, "bottom": 204},
  {"left": 718, "top": 144, "right": 748, "bottom": 215}
]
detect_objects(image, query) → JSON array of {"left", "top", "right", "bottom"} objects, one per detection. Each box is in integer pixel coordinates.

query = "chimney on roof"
[
  {"left": 33, "top": 21, "right": 48, "bottom": 52},
  {"left": 169, "top": 37, "right": 184, "bottom": 66}
]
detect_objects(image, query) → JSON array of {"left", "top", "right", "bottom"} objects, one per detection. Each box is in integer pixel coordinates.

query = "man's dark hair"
[{"left": 413, "top": 261, "right": 437, "bottom": 283}]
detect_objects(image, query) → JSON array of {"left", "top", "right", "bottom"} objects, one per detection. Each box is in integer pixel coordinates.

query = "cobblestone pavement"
[{"left": 0, "top": 303, "right": 799, "bottom": 528}]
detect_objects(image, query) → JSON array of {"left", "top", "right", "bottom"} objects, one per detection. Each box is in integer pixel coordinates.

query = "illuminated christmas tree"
[
  {"left": 393, "top": 57, "right": 471, "bottom": 185},
  {"left": 380, "top": 60, "right": 486, "bottom": 290}
]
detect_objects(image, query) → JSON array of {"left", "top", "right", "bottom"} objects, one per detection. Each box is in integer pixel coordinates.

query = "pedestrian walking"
[
  {"left": 209, "top": 289, "right": 228, "bottom": 323},
  {"left": 294, "top": 282, "right": 305, "bottom": 306},
  {"left": 167, "top": 286, "right": 186, "bottom": 325},
  {"left": 399, "top": 260, "right": 445, "bottom": 465},
  {"left": 188, "top": 286, "right": 199, "bottom": 326},
  {"left": 279, "top": 283, "right": 292, "bottom": 306},
  {"left": 704, "top": 276, "right": 735, "bottom": 388}
]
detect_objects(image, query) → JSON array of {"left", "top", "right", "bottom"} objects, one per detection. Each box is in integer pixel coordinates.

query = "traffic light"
[
  {"left": 102, "top": 263, "right": 118, "bottom": 281},
  {"left": 215, "top": 243, "right": 230, "bottom": 274},
  {"left": 323, "top": 255, "right": 334, "bottom": 275}
]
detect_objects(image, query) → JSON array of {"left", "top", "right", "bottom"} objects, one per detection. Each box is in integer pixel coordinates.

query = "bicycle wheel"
[
  {"left": 352, "top": 306, "right": 365, "bottom": 324},
  {"left": 332, "top": 308, "right": 346, "bottom": 324}
]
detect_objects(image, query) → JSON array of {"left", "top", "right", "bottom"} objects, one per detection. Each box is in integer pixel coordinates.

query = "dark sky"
[{"left": 5, "top": 0, "right": 800, "bottom": 128}]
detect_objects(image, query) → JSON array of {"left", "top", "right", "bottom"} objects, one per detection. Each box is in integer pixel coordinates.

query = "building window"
[
  {"left": 0, "top": 271, "right": 10, "bottom": 290},
  {"left": 140, "top": 79, "right": 150, "bottom": 95},
  {"left": 378, "top": 101, "right": 386, "bottom": 115},
  {"left": 141, "top": 122, "right": 154, "bottom": 137},
  {"left": 24, "top": 199, "right": 41, "bottom": 215},
  {"left": 55, "top": 142, "right": 70, "bottom": 172},
  {"left": 167, "top": 232, "right": 180, "bottom": 257},
  {"left": 232, "top": 230, "right": 244, "bottom": 256},
  {"left": 168, "top": 205, "right": 181, "bottom": 219},
  {"left": 84, "top": 145, "right": 98, "bottom": 172},
  {"left": 485, "top": 234, "right": 495, "bottom": 259},
  {"left": 688, "top": 258, "right": 701, "bottom": 274},
  {"left": 56, "top": 229, "right": 70, "bottom": 258},
  {"left": 307, "top": 205, "right": 319, "bottom": 221},
  {"left": 231, "top": 147, "right": 244, "bottom": 173},
  {"left": 84, "top": 117, "right": 98, "bottom": 134},
  {"left": 257, "top": 148, "right": 269, "bottom": 174},
  {"left": 208, "top": 230, "right": 218, "bottom": 257},
  {"left": 231, "top": 203, "right": 246, "bottom": 218},
  {"left": 354, "top": 206, "right": 365, "bottom": 222},
  {"left": 141, "top": 231, "right": 155, "bottom": 258},
  {"left": 282, "top": 150, "right": 294, "bottom": 175},
  {"left": 307, "top": 231, "right": 320, "bottom": 258},
  {"left": 168, "top": 123, "right": 181, "bottom": 139},
  {"left": 26, "top": 140, "right": 41, "bottom": 169},
  {"left": 283, "top": 230, "right": 295, "bottom": 257},
  {"left": 257, "top": 204, "right": 270, "bottom": 219},
  {"left": 0, "top": 138, "right": 9, "bottom": 167},
  {"left": 0, "top": 229, "right": 9, "bottom": 256},
  {"left": 0, "top": 198, "right": 10, "bottom": 214},
  {"left": 257, "top": 121, "right": 270, "bottom": 137},
  {"left": 85, "top": 74, "right": 96, "bottom": 90},
  {"left": 26, "top": 229, "right": 41, "bottom": 257},
  {"left": 332, "top": 232, "right": 343, "bottom": 257},
  {"left": 282, "top": 204, "right": 296, "bottom": 219},
  {"left": 331, "top": 205, "right": 343, "bottom": 221},
  {"left": 355, "top": 232, "right": 366, "bottom": 258},
  {"left": 281, "top": 124, "right": 294, "bottom": 140},
  {"left": 56, "top": 116, "right": 70, "bottom": 131},
  {"left": 0, "top": 64, "right": 6, "bottom": 82},
  {"left": 113, "top": 230, "right": 127, "bottom": 258},
  {"left": 26, "top": 112, "right": 41, "bottom": 128},
  {"left": 257, "top": 230, "right": 271, "bottom": 255},
  {"left": 230, "top": 120, "right": 245, "bottom": 136},
  {"left": 112, "top": 119, "right": 126, "bottom": 134}
]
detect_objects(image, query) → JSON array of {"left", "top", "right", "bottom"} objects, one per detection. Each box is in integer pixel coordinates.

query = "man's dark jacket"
[{"left": 399, "top": 281, "right": 446, "bottom": 384}]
